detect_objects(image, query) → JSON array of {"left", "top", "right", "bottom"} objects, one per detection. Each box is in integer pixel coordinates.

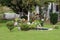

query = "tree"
[
  {"left": 56, "top": 0, "right": 60, "bottom": 13},
  {"left": 0, "top": 0, "right": 41, "bottom": 14}
]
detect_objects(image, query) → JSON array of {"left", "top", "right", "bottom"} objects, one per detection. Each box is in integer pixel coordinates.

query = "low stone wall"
[{"left": 4, "top": 13, "right": 20, "bottom": 19}]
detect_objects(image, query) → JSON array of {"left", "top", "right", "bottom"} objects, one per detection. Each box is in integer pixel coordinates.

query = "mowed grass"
[{"left": 0, "top": 23, "right": 60, "bottom": 40}]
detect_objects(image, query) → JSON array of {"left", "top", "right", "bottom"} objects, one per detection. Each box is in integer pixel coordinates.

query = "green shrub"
[
  {"left": 29, "top": 23, "right": 36, "bottom": 29},
  {"left": 53, "top": 25, "right": 59, "bottom": 29},
  {"left": 29, "top": 20, "right": 41, "bottom": 29},
  {"left": 19, "top": 20, "right": 41, "bottom": 30},
  {"left": 20, "top": 23, "right": 29, "bottom": 31},
  {"left": 0, "top": 20, "right": 12, "bottom": 23},
  {"left": 50, "top": 13, "right": 58, "bottom": 25},
  {"left": 34, "top": 20, "right": 41, "bottom": 25},
  {"left": 29, "top": 19, "right": 32, "bottom": 23},
  {"left": 21, "top": 15, "right": 27, "bottom": 20},
  {"left": 6, "top": 21, "right": 14, "bottom": 31},
  {"left": 0, "top": 14, "right": 4, "bottom": 19}
]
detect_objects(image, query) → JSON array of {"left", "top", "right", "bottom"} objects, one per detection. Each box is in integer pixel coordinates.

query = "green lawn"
[{"left": 0, "top": 23, "right": 60, "bottom": 40}]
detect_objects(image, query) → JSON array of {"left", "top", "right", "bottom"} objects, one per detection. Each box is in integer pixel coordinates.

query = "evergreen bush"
[{"left": 50, "top": 13, "right": 58, "bottom": 25}]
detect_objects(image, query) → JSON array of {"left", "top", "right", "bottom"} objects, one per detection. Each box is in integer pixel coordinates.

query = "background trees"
[
  {"left": 0, "top": 0, "right": 41, "bottom": 14},
  {"left": 0, "top": 0, "right": 57, "bottom": 13}
]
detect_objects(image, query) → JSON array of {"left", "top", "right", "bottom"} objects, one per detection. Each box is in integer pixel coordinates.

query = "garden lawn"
[{"left": 0, "top": 23, "right": 60, "bottom": 40}]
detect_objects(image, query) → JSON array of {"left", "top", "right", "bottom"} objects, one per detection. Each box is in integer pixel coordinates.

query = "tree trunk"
[{"left": 28, "top": 11, "right": 30, "bottom": 22}]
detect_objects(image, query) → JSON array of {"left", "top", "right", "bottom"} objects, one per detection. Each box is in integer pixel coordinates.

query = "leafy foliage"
[
  {"left": 0, "top": 0, "right": 41, "bottom": 13},
  {"left": 6, "top": 21, "right": 14, "bottom": 31},
  {"left": 0, "top": 14, "right": 4, "bottom": 19},
  {"left": 21, "top": 15, "right": 28, "bottom": 20},
  {"left": 53, "top": 25, "right": 59, "bottom": 29},
  {"left": 29, "top": 20, "right": 41, "bottom": 29},
  {"left": 0, "top": 0, "right": 56, "bottom": 14},
  {"left": 20, "top": 23, "right": 29, "bottom": 31},
  {"left": 50, "top": 13, "right": 58, "bottom": 25}
]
